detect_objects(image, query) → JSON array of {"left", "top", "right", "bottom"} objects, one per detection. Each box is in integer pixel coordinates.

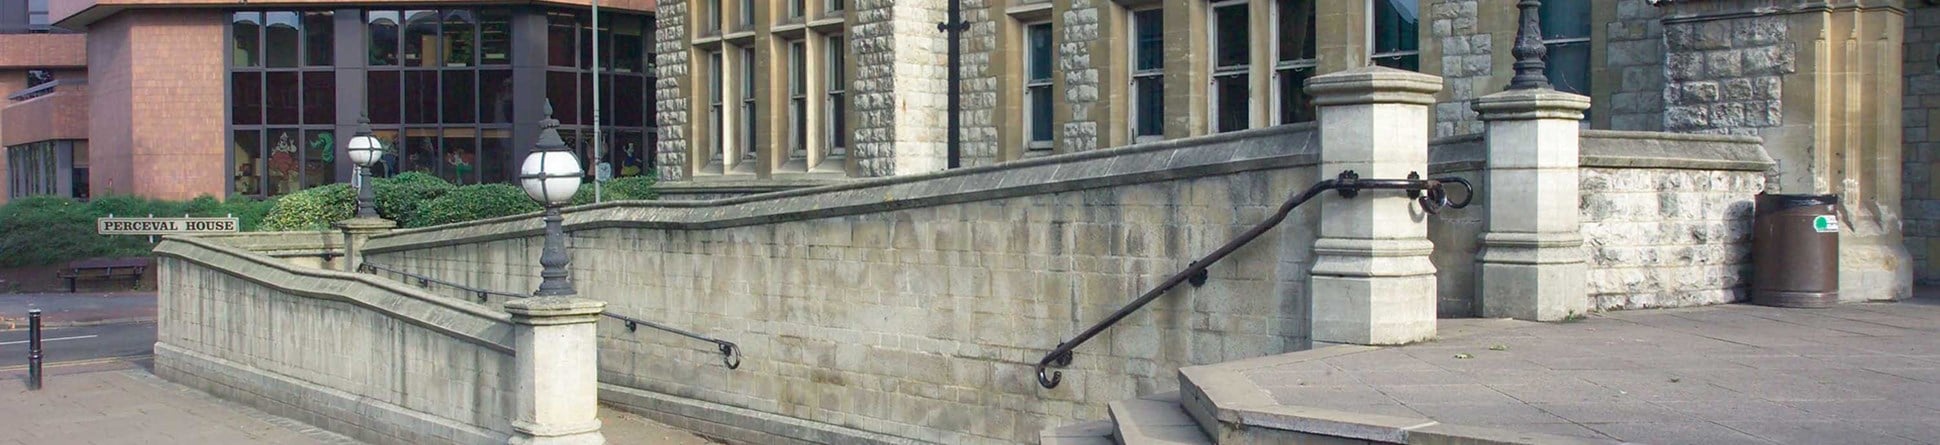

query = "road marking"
[{"left": 0, "top": 334, "right": 98, "bottom": 346}]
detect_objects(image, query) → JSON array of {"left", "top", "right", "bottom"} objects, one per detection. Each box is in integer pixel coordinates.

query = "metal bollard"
[{"left": 27, "top": 309, "right": 42, "bottom": 390}]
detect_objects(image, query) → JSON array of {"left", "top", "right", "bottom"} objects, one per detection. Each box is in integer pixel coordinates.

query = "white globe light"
[
  {"left": 346, "top": 134, "right": 383, "bottom": 167},
  {"left": 520, "top": 150, "right": 583, "bottom": 205}
]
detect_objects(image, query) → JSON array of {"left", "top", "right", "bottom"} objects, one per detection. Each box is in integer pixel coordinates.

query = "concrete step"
[
  {"left": 1040, "top": 420, "right": 1115, "bottom": 445},
  {"left": 1107, "top": 391, "right": 1212, "bottom": 445}
]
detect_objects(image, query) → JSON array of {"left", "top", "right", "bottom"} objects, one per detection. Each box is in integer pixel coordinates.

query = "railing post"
[
  {"left": 332, "top": 217, "right": 396, "bottom": 273},
  {"left": 1473, "top": 88, "right": 1592, "bottom": 321},
  {"left": 27, "top": 309, "right": 42, "bottom": 390},
  {"left": 1306, "top": 67, "right": 1444, "bottom": 346},
  {"left": 504, "top": 297, "right": 606, "bottom": 445}
]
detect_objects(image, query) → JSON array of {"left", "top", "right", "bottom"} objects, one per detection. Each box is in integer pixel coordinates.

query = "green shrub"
[
  {"left": 259, "top": 184, "right": 354, "bottom": 231},
  {"left": 0, "top": 193, "right": 276, "bottom": 267},
  {"left": 373, "top": 172, "right": 454, "bottom": 224},
  {"left": 410, "top": 184, "right": 541, "bottom": 228},
  {"left": 570, "top": 174, "right": 659, "bottom": 205}
]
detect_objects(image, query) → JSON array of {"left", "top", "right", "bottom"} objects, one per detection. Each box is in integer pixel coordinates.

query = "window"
[
  {"left": 1025, "top": 22, "right": 1054, "bottom": 152},
  {"left": 788, "top": 41, "right": 808, "bottom": 162},
  {"left": 1276, "top": 0, "right": 1317, "bottom": 124},
  {"left": 738, "top": 0, "right": 753, "bottom": 27},
  {"left": 1541, "top": 1, "right": 1591, "bottom": 96},
  {"left": 826, "top": 34, "right": 848, "bottom": 158},
  {"left": 232, "top": 12, "right": 262, "bottom": 67},
  {"left": 740, "top": 47, "right": 757, "bottom": 164},
  {"left": 828, "top": 0, "right": 845, "bottom": 13},
  {"left": 709, "top": 51, "right": 725, "bottom": 166},
  {"left": 26, "top": 70, "right": 52, "bottom": 89},
  {"left": 1210, "top": 0, "right": 1249, "bottom": 133},
  {"left": 1370, "top": 0, "right": 1419, "bottom": 71},
  {"left": 231, "top": 10, "right": 338, "bottom": 196},
  {"left": 789, "top": 0, "right": 805, "bottom": 19},
  {"left": 4, "top": 141, "right": 85, "bottom": 199},
  {"left": 368, "top": 11, "right": 399, "bottom": 66},
  {"left": 27, "top": 0, "right": 49, "bottom": 31},
  {"left": 1129, "top": 8, "right": 1163, "bottom": 141},
  {"left": 303, "top": 12, "right": 334, "bottom": 66},
  {"left": 264, "top": 12, "right": 300, "bottom": 68},
  {"left": 705, "top": 0, "right": 722, "bottom": 32}
]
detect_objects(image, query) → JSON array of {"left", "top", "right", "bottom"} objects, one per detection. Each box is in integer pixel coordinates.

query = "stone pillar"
[
  {"left": 1473, "top": 89, "right": 1592, "bottom": 321},
  {"left": 1306, "top": 67, "right": 1443, "bottom": 346},
  {"left": 332, "top": 217, "right": 396, "bottom": 273},
  {"left": 505, "top": 297, "right": 607, "bottom": 445}
]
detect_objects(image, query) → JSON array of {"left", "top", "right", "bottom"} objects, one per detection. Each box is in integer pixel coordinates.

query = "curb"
[{"left": 0, "top": 316, "right": 156, "bottom": 331}]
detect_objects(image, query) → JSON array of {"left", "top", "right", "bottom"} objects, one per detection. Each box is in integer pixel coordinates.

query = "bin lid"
[{"left": 1756, "top": 193, "right": 1838, "bottom": 215}]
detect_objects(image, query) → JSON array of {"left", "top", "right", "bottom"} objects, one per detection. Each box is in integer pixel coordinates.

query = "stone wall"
[
  {"left": 1428, "top": 0, "right": 1487, "bottom": 137},
  {"left": 364, "top": 126, "right": 1323, "bottom": 444},
  {"left": 1904, "top": 3, "right": 1940, "bottom": 284},
  {"left": 1429, "top": 130, "right": 1772, "bottom": 315},
  {"left": 852, "top": 0, "right": 950, "bottom": 177},
  {"left": 1057, "top": 0, "right": 1102, "bottom": 153},
  {"left": 1605, "top": 1, "right": 1667, "bottom": 131},
  {"left": 1661, "top": 13, "right": 1792, "bottom": 137},
  {"left": 958, "top": 0, "right": 1000, "bottom": 168},
  {"left": 153, "top": 236, "right": 518, "bottom": 445}
]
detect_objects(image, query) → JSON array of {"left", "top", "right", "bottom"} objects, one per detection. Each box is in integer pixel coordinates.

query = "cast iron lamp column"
[
  {"left": 1508, "top": 0, "right": 1550, "bottom": 90},
  {"left": 521, "top": 102, "right": 585, "bottom": 297},
  {"left": 346, "top": 114, "right": 384, "bottom": 219}
]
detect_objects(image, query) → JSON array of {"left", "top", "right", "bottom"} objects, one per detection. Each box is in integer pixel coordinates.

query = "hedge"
[
  {"left": 410, "top": 183, "right": 542, "bottom": 228},
  {"left": 0, "top": 194, "right": 278, "bottom": 267}
]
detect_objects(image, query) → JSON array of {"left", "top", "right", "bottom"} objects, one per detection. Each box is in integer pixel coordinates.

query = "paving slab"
[{"left": 1211, "top": 297, "right": 1940, "bottom": 444}]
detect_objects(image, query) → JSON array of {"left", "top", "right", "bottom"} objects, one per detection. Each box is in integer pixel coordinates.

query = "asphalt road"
[{"left": 0, "top": 321, "right": 155, "bottom": 369}]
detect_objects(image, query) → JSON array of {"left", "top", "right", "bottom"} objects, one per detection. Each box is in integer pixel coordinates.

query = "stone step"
[
  {"left": 1040, "top": 420, "right": 1115, "bottom": 445},
  {"left": 1108, "top": 391, "right": 1212, "bottom": 445}
]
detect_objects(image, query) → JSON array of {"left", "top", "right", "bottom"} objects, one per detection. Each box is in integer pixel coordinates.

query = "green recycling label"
[{"left": 1813, "top": 215, "right": 1839, "bottom": 233}]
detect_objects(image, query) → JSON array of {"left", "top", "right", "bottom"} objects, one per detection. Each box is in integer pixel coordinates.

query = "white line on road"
[{"left": 0, "top": 334, "right": 98, "bottom": 346}]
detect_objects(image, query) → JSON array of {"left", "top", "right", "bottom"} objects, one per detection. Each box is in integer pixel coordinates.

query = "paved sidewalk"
[{"left": 1234, "top": 299, "right": 1940, "bottom": 444}]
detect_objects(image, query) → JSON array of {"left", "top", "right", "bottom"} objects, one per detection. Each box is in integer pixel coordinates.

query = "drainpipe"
[{"left": 940, "top": 0, "right": 965, "bottom": 169}]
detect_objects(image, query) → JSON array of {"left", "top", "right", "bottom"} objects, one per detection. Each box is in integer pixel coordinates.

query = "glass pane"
[
  {"left": 231, "top": 72, "right": 262, "bottom": 125},
  {"left": 738, "top": 0, "right": 752, "bottom": 25},
  {"left": 1028, "top": 24, "right": 1052, "bottom": 81},
  {"left": 371, "top": 129, "right": 401, "bottom": 177},
  {"left": 827, "top": 91, "right": 846, "bottom": 150},
  {"left": 444, "top": 10, "right": 476, "bottom": 66},
  {"left": 1373, "top": 0, "right": 1419, "bottom": 54},
  {"left": 615, "top": 16, "right": 644, "bottom": 73},
  {"left": 265, "top": 72, "right": 299, "bottom": 125},
  {"left": 368, "top": 71, "right": 401, "bottom": 124},
  {"left": 827, "top": 35, "right": 845, "bottom": 90},
  {"left": 829, "top": 0, "right": 843, "bottom": 11},
  {"left": 304, "top": 130, "right": 335, "bottom": 189},
  {"left": 616, "top": 75, "right": 645, "bottom": 127},
  {"left": 1133, "top": 10, "right": 1163, "bottom": 71},
  {"left": 232, "top": 130, "right": 262, "bottom": 196},
  {"left": 480, "top": 70, "right": 514, "bottom": 124},
  {"left": 266, "top": 129, "right": 302, "bottom": 196},
  {"left": 303, "top": 71, "right": 335, "bottom": 125},
  {"left": 580, "top": 20, "right": 596, "bottom": 69},
  {"left": 1278, "top": 0, "right": 1316, "bottom": 61},
  {"left": 403, "top": 133, "right": 439, "bottom": 175},
  {"left": 1029, "top": 86, "right": 1052, "bottom": 142},
  {"left": 790, "top": 42, "right": 806, "bottom": 95},
  {"left": 740, "top": 48, "right": 755, "bottom": 100},
  {"left": 1373, "top": 54, "right": 1419, "bottom": 71},
  {"left": 585, "top": 72, "right": 598, "bottom": 126},
  {"left": 403, "top": 10, "right": 438, "bottom": 67},
  {"left": 1215, "top": 75, "right": 1249, "bottom": 132},
  {"left": 232, "top": 12, "right": 261, "bottom": 67},
  {"left": 709, "top": 53, "right": 723, "bottom": 104},
  {"left": 480, "top": 9, "right": 513, "bottom": 64},
  {"left": 368, "top": 11, "right": 400, "bottom": 66},
  {"left": 404, "top": 71, "right": 438, "bottom": 124},
  {"left": 303, "top": 11, "right": 333, "bottom": 66},
  {"left": 1545, "top": 42, "right": 1591, "bottom": 96},
  {"left": 616, "top": 131, "right": 647, "bottom": 177},
  {"left": 481, "top": 130, "right": 511, "bottom": 183},
  {"left": 443, "top": 134, "right": 477, "bottom": 185},
  {"left": 548, "top": 12, "right": 576, "bottom": 67},
  {"left": 1540, "top": 0, "right": 1591, "bottom": 39},
  {"left": 444, "top": 71, "right": 476, "bottom": 123},
  {"left": 549, "top": 71, "right": 581, "bottom": 124},
  {"left": 1278, "top": 66, "right": 1316, "bottom": 124},
  {"left": 1213, "top": 4, "right": 1248, "bottom": 68},
  {"left": 1135, "top": 76, "right": 1163, "bottom": 136},
  {"left": 261, "top": 12, "right": 298, "bottom": 68}
]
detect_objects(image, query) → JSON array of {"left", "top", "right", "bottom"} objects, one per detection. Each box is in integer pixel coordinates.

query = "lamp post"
[
  {"left": 521, "top": 101, "right": 585, "bottom": 297},
  {"left": 346, "top": 114, "right": 384, "bottom": 219},
  {"left": 1508, "top": 0, "right": 1550, "bottom": 91}
]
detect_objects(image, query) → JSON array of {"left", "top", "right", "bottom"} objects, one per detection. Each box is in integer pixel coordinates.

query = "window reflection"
[
  {"left": 368, "top": 11, "right": 400, "bottom": 66},
  {"left": 265, "top": 12, "right": 300, "bottom": 67},
  {"left": 232, "top": 12, "right": 261, "bottom": 67},
  {"left": 404, "top": 10, "right": 439, "bottom": 67}
]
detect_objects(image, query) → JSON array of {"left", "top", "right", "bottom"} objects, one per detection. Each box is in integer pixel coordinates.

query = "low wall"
[
  {"left": 1429, "top": 130, "right": 1772, "bottom": 314},
  {"left": 364, "top": 125, "right": 1326, "bottom": 444},
  {"left": 153, "top": 235, "right": 517, "bottom": 445},
  {"left": 185, "top": 231, "right": 345, "bottom": 269}
]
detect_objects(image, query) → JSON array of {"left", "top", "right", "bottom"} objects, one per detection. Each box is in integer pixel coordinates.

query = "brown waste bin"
[{"left": 1751, "top": 193, "right": 1839, "bottom": 308}]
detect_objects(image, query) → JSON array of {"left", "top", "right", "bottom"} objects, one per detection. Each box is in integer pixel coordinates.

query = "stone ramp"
[{"left": 1053, "top": 299, "right": 1940, "bottom": 444}]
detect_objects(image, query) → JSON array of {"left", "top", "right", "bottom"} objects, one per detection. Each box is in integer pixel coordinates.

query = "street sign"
[
  {"left": 97, "top": 217, "right": 239, "bottom": 235},
  {"left": 1812, "top": 215, "right": 1839, "bottom": 233},
  {"left": 596, "top": 162, "right": 613, "bottom": 182}
]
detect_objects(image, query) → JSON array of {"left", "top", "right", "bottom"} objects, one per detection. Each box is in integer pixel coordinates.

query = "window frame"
[
  {"left": 1207, "top": 0, "right": 1251, "bottom": 134},
  {"left": 1272, "top": 0, "right": 1318, "bottom": 125},
  {"left": 1128, "top": 7, "right": 1164, "bottom": 143},
  {"left": 824, "top": 33, "right": 848, "bottom": 159},
  {"left": 1024, "top": 21, "right": 1055, "bottom": 152},
  {"left": 1367, "top": 0, "right": 1420, "bottom": 71},
  {"left": 787, "top": 40, "right": 808, "bottom": 161},
  {"left": 1539, "top": 2, "right": 1592, "bottom": 97}
]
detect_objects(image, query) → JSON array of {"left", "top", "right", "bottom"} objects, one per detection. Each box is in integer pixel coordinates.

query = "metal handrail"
[
  {"left": 358, "top": 261, "right": 528, "bottom": 303},
  {"left": 604, "top": 312, "right": 743, "bottom": 370},
  {"left": 1033, "top": 170, "right": 1473, "bottom": 388},
  {"left": 357, "top": 260, "right": 743, "bottom": 370}
]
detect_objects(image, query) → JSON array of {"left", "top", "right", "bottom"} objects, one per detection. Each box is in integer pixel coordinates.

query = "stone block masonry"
[
  {"left": 1904, "top": 3, "right": 1940, "bottom": 284},
  {"left": 366, "top": 126, "right": 1326, "bottom": 444},
  {"left": 655, "top": 0, "right": 692, "bottom": 180},
  {"left": 1662, "top": 14, "right": 1792, "bottom": 136},
  {"left": 1606, "top": 0, "right": 1669, "bottom": 131},
  {"left": 1429, "top": 0, "right": 1488, "bottom": 138}
]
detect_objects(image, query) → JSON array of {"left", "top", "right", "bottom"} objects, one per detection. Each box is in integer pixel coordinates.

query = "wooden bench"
[{"left": 57, "top": 258, "right": 148, "bottom": 293}]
